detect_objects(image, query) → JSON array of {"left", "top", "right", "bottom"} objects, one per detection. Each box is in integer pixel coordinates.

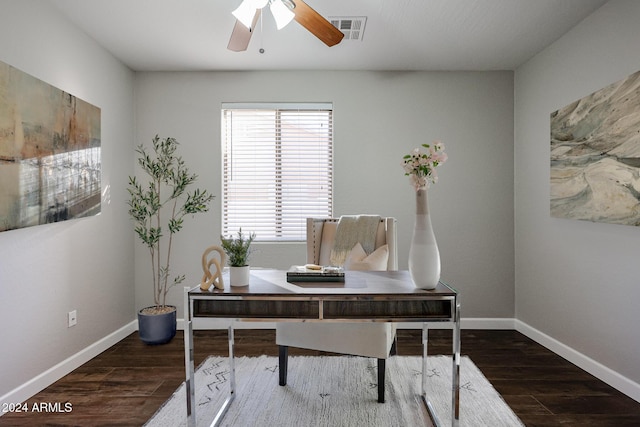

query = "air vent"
[{"left": 329, "top": 16, "right": 367, "bottom": 41}]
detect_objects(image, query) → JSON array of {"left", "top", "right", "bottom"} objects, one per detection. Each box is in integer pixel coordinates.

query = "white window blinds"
[{"left": 222, "top": 103, "right": 333, "bottom": 241}]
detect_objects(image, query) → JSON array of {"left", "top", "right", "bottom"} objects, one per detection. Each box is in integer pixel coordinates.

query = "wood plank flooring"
[{"left": 1, "top": 329, "right": 638, "bottom": 426}]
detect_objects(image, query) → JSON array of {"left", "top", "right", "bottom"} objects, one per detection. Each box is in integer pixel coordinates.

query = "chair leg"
[
  {"left": 279, "top": 345, "right": 288, "bottom": 386},
  {"left": 377, "top": 358, "right": 386, "bottom": 403},
  {"left": 390, "top": 336, "right": 398, "bottom": 356}
]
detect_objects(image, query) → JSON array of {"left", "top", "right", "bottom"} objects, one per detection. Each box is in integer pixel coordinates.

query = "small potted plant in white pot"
[
  {"left": 220, "top": 228, "right": 255, "bottom": 286},
  {"left": 127, "top": 135, "right": 214, "bottom": 344}
]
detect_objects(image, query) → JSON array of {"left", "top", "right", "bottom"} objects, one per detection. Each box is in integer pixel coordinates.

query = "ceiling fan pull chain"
[{"left": 259, "top": 7, "right": 265, "bottom": 54}]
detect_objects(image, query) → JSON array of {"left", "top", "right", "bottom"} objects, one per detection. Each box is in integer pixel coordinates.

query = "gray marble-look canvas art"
[
  {"left": 550, "top": 70, "right": 640, "bottom": 226},
  {"left": 0, "top": 60, "right": 101, "bottom": 232}
]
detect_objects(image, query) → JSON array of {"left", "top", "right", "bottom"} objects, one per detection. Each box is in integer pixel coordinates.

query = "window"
[{"left": 222, "top": 103, "right": 333, "bottom": 241}]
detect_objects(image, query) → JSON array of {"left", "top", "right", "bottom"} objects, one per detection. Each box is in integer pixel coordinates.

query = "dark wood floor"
[{"left": 1, "top": 329, "right": 638, "bottom": 426}]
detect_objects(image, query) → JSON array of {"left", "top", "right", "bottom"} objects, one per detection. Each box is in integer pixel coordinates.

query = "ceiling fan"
[{"left": 228, "top": 0, "right": 344, "bottom": 52}]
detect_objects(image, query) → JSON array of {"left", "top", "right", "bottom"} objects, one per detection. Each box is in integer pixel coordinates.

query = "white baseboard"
[
  {"left": 376, "top": 318, "right": 516, "bottom": 330},
  {"left": 183, "top": 317, "right": 639, "bottom": 403},
  {"left": 515, "top": 319, "right": 640, "bottom": 403},
  {"left": 180, "top": 317, "right": 516, "bottom": 331},
  {"left": 461, "top": 317, "right": 516, "bottom": 329},
  {"left": 7, "top": 316, "right": 637, "bottom": 414},
  {"left": 181, "top": 319, "right": 279, "bottom": 330},
  {"left": 0, "top": 321, "right": 137, "bottom": 411}
]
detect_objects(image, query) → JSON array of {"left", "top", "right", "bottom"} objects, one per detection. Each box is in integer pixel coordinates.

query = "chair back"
[{"left": 306, "top": 217, "right": 397, "bottom": 271}]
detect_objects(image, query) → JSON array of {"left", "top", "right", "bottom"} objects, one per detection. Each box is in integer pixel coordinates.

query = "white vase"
[
  {"left": 229, "top": 265, "right": 250, "bottom": 287},
  {"left": 408, "top": 189, "right": 441, "bottom": 290}
]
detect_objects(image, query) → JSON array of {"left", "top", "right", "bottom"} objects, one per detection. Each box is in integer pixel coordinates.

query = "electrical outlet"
[{"left": 68, "top": 310, "right": 77, "bottom": 327}]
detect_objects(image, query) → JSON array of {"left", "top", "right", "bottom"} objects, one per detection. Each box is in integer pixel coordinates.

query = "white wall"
[
  {"left": 515, "top": 0, "right": 640, "bottom": 396},
  {"left": 134, "top": 70, "right": 515, "bottom": 321},
  {"left": 0, "top": 0, "right": 135, "bottom": 402}
]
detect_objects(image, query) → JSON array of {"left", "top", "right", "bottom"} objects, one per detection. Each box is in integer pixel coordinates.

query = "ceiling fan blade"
[
  {"left": 227, "top": 9, "right": 261, "bottom": 52},
  {"left": 291, "top": 0, "right": 344, "bottom": 47}
]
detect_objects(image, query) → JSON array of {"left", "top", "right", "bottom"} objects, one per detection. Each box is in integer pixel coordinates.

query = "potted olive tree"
[
  {"left": 127, "top": 135, "right": 214, "bottom": 344},
  {"left": 220, "top": 228, "right": 255, "bottom": 286}
]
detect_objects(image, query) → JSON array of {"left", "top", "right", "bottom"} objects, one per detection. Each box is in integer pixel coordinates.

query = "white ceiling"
[{"left": 49, "top": 0, "right": 609, "bottom": 72}]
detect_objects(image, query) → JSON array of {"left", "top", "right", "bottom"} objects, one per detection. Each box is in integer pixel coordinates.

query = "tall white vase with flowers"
[{"left": 402, "top": 141, "right": 448, "bottom": 289}]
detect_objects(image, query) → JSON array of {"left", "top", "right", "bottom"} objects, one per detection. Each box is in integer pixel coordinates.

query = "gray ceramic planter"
[{"left": 138, "top": 306, "right": 177, "bottom": 345}]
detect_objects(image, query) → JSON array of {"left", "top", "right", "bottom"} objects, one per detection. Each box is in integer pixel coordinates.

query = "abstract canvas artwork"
[
  {"left": 0, "top": 60, "right": 101, "bottom": 232},
  {"left": 550, "top": 70, "right": 640, "bottom": 226}
]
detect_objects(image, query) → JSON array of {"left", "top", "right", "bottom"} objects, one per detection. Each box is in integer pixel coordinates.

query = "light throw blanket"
[{"left": 329, "top": 215, "right": 381, "bottom": 266}]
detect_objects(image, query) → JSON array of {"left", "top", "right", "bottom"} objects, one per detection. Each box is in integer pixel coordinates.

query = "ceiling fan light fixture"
[
  {"left": 270, "top": 0, "right": 295, "bottom": 30},
  {"left": 232, "top": 0, "right": 259, "bottom": 29},
  {"left": 228, "top": 0, "right": 343, "bottom": 51}
]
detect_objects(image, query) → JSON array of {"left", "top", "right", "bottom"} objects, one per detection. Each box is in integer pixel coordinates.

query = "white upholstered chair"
[{"left": 276, "top": 217, "right": 398, "bottom": 403}]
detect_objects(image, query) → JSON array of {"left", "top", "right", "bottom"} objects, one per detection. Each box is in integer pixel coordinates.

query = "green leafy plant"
[
  {"left": 220, "top": 228, "right": 256, "bottom": 267},
  {"left": 127, "top": 135, "right": 214, "bottom": 310}
]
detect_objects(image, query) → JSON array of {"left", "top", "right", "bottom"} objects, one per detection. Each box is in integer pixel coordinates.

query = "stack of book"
[{"left": 286, "top": 265, "right": 345, "bottom": 282}]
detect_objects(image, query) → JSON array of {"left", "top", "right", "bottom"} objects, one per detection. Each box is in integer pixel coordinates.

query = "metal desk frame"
[{"left": 184, "top": 270, "right": 460, "bottom": 427}]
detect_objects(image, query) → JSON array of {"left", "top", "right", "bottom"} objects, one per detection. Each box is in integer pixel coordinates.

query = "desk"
[{"left": 184, "top": 269, "right": 460, "bottom": 427}]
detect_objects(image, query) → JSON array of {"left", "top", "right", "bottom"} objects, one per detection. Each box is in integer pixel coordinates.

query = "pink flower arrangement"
[{"left": 402, "top": 141, "right": 448, "bottom": 191}]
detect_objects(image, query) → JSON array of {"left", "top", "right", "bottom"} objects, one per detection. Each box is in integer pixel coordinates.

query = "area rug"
[{"left": 146, "top": 355, "right": 524, "bottom": 427}]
